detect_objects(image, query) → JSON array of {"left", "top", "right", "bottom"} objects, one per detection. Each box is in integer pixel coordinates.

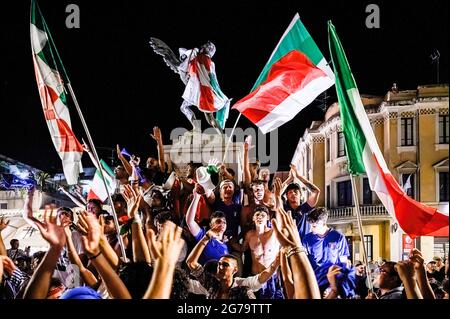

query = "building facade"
[{"left": 292, "top": 84, "right": 449, "bottom": 263}]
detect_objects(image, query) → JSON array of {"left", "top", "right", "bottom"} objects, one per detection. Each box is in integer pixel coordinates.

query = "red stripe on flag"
[
  {"left": 87, "top": 189, "right": 101, "bottom": 201},
  {"left": 55, "top": 119, "right": 84, "bottom": 153},
  {"left": 233, "top": 50, "right": 326, "bottom": 124},
  {"left": 199, "top": 85, "right": 215, "bottom": 112},
  {"left": 374, "top": 155, "right": 448, "bottom": 238}
]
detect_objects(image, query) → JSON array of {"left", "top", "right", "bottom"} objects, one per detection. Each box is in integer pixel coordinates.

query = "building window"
[
  {"left": 306, "top": 146, "right": 310, "bottom": 174},
  {"left": 401, "top": 118, "right": 414, "bottom": 146},
  {"left": 346, "top": 236, "right": 353, "bottom": 264},
  {"left": 337, "top": 132, "right": 346, "bottom": 157},
  {"left": 439, "top": 172, "right": 449, "bottom": 202},
  {"left": 364, "top": 235, "right": 373, "bottom": 262},
  {"left": 0, "top": 203, "right": 7, "bottom": 209},
  {"left": 337, "top": 180, "right": 352, "bottom": 207},
  {"left": 326, "top": 137, "right": 330, "bottom": 162},
  {"left": 362, "top": 178, "right": 372, "bottom": 205},
  {"left": 326, "top": 185, "right": 331, "bottom": 208},
  {"left": 439, "top": 115, "right": 449, "bottom": 144},
  {"left": 402, "top": 174, "right": 415, "bottom": 199}
]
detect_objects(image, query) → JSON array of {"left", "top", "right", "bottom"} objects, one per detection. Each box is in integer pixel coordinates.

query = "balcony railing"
[{"left": 329, "top": 205, "right": 389, "bottom": 220}]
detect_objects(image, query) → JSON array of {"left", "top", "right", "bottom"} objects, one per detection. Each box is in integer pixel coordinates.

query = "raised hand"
[
  {"left": 193, "top": 183, "right": 206, "bottom": 195},
  {"left": 130, "top": 155, "right": 141, "bottom": 167},
  {"left": 33, "top": 209, "right": 67, "bottom": 249},
  {"left": 395, "top": 261, "right": 416, "bottom": 280},
  {"left": 0, "top": 216, "right": 10, "bottom": 232},
  {"left": 116, "top": 144, "right": 122, "bottom": 157},
  {"left": 150, "top": 126, "right": 162, "bottom": 142},
  {"left": 244, "top": 135, "right": 255, "bottom": 151},
  {"left": 80, "top": 211, "right": 102, "bottom": 256},
  {"left": 272, "top": 207, "right": 302, "bottom": 249},
  {"left": 148, "top": 221, "right": 184, "bottom": 265},
  {"left": 409, "top": 248, "right": 425, "bottom": 271},
  {"left": 273, "top": 177, "right": 283, "bottom": 198},
  {"left": 122, "top": 184, "right": 142, "bottom": 218}
]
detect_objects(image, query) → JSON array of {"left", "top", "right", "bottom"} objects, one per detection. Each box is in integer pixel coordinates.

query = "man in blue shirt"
[
  {"left": 303, "top": 208, "right": 349, "bottom": 269},
  {"left": 303, "top": 207, "right": 350, "bottom": 290},
  {"left": 279, "top": 165, "right": 320, "bottom": 240},
  {"left": 186, "top": 186, "right": 229, "bottom": 265}
]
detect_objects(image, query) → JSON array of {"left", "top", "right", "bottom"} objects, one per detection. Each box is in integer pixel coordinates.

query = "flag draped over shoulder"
[
  {"left": 232, "top": 13, "right": 335, "bottom": 134},
  {"left": 30, "top": 0, "right": 83, "bottom": 185},
  {"left": 328, "top": 21, "right": 448, "bottom": 238},
  {"left": 88, "top": 160, "right": 116, "bottom": 202}
]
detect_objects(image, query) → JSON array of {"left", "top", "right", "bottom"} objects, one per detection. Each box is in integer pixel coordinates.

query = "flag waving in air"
[
  {"left": 233, "top": 13, "right": 335, "bottom": 134},
  {"left": 30, "top": 0, "right": 83, "bottom": 185},
  {"left": 328, "top": 21, "right": 448, "bottom": 238}
]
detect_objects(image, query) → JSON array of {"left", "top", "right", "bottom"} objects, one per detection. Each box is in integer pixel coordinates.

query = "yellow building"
[{"left": 293, "top": 84, "right": 449, "bottom": 263}]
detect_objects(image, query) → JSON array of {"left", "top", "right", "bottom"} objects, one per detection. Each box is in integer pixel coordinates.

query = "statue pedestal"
[{"left": 164, "top": 130, "right": 244, "bottom": 183}]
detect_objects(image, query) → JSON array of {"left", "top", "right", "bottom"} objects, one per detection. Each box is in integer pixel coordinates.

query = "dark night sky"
[{"left": 1, "top": 0, "right": 448, "bottom": 174}]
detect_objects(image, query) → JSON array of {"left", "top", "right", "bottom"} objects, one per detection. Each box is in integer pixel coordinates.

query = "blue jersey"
[
  {"left": 194, "top": 228, "right": 229, "bottom": 265},
  {"left": 284, "top": 202, "right": 312, "bottom": 240},
  {"left": 303, "top": 229, "right": 349, "bottom": 270},
  {"left": 213, "top": 198, "right": 242, "bottom": 239}
]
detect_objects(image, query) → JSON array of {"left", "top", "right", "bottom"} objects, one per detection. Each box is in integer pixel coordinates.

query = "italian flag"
[
  {"left": 30, "top": 0, "right": 83, "bottom": 185},
  {"left": 87, "top": 160, "right": 116, "bottom": 202},
  {"left": 233, "top": 13, "right": 335, "bottom": 134},
  {"left": 182, "top": 51, "right": 231, "bottom": 113},
  {"left": 328, "top": 21, "right": 448, "bottom": 238}
]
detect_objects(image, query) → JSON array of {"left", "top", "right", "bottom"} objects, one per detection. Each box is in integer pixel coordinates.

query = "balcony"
[{"left": 328, "top": 205, "right": 390, "bottom": 224}]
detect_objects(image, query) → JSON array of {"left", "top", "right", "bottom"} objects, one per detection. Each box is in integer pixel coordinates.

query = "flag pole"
[
  {"left": 349, "top": 174, "right": 375, "bottom": 293},
  {"left": 66, "top": 83, "right": 128, "bottom": 262},
  {"left": 222, "top": 112, "right": 242, "bottom": 163}
]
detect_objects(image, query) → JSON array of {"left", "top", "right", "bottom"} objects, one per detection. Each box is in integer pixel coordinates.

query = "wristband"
[
  {"left": 88, "top": 251, "right": 102, "bottom": 260},
  {"left": 132, "top": 214, "right": 142, "bottom": 224},
  {"left": 286, "top": 245, "right": 307, "bottom": 258}
]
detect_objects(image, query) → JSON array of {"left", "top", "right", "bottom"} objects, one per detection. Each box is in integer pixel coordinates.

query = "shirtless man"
[
  {"left": 235, "top": 206, "right": 283, "bottom": 299},
  {"left": 240, "top": 180, "right": 272, "bottom": 236}
]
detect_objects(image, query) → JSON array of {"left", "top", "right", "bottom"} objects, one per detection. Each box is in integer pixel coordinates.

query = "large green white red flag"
[
  {"left": 30, "top": 0, "right": 83, "bottom": 185},
  {"left": 328, "top": 21, "right": 448, "bottom": 238},
  {"left": 233, "top": 13, "right": 335, "bottom": 134}
]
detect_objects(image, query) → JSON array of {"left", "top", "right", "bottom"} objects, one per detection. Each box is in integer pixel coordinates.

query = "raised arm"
[
  {"left": 22, "top": 187, "right": 38, "bottom": 229},
  {"left": 243, "top": 139, "right": 252, "bottom": 188},
  {"left": 410, "top": 248, "right": 435, "bottom": 299},
  {"left": 24, "top": 210, "right": 67, "bottom": 299},
  {"left": 116, "top": 144, "right": 133, "bottom": 177},
  {"left": 185, "top": 190, "right": 202, "bottom": 237},
  {"left": 77, "top": 213, "right": 119, "bottom": 269},
  {"left": 144, "top": 222, "right": 185, "bottom": 298},
  {"left": 279, "top": 248, "right": 295, "bottom": 299},
  {"left": 64, "top": 226, "right": 98, "bottom": 288},
  {"left": 186, "top": 229, "right": 213, "bottom": 271},
  {"left": 150, "top": 126, "right": 166, "bottom": 173},
  {"left": 80, "top": 211, "right": 131, "bottom": 299},
  {"left": 122, "top": 184, "right": 151, "bottom": 263},
  {"left": 395, "top": 261, "right": 423, "bottom": 299},
  {"left": 272, "top": 207, "right": 320, "bottom": 299},
  {"left": 257, "top": 253, "right": 280, "bottom": 284},
  {"left": 291, "top": 164, "right": 320, "bottom": 207}
]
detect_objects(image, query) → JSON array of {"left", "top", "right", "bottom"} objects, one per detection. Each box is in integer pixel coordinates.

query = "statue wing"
[{"left": 149, "top": 37, "right": 181, "bottom": 74}]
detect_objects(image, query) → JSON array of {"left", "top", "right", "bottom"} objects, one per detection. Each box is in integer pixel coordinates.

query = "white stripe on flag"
[{"left": 256, "top": 75, "right": 334, "bottom": 133}]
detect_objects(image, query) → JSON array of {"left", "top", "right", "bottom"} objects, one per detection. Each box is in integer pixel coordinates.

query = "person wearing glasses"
[{"left": 186, "top": 237, "right": 280, "bottom": 299}]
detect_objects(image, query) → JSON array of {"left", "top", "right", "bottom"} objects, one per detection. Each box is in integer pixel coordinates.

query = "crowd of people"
[{"left": 0, "top": 127, "right": 448, "bottom": 299}]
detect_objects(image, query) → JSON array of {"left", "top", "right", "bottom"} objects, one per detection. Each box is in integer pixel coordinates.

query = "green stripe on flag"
[
  {"left": 328, "top": 21, "right": 366, "bottom": 175},
  {"left": 252, "top": 16, "right": 324, "bottom": 91},
  {"left": 100, "top": 159, "right": 115, "bottom": 178}
]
